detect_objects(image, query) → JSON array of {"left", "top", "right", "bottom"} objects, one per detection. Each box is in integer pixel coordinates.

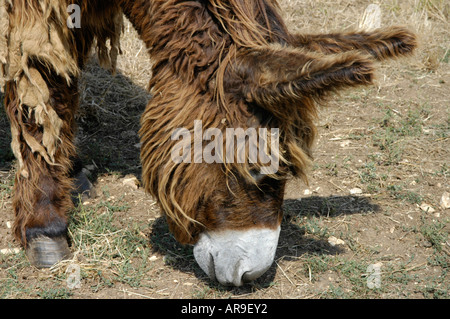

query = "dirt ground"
[{"left": 0, "top": 0, "right": 449, "bottom": 299}]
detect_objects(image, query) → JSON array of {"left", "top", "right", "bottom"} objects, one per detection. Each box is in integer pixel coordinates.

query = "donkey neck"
[{"left": 119, "top": 0, "right": 230, "bottom": 90}]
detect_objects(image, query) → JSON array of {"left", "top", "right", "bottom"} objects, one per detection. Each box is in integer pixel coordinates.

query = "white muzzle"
[{"left": 193, "top": 226, "right": 281, "bottom": 286}]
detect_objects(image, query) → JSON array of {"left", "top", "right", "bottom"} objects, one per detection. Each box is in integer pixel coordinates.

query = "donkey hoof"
[
  {"left": 26, "top": 236, "right": 71, "bottom": 268},
  {"left": 71, "top": 170, "right": 96, "bottom": 204}
]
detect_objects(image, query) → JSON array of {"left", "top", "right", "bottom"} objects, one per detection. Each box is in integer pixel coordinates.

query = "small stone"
[
  {"left": 6, "top": 221, "right": 12, "bottom": 229},
  {"left": 122, "top": 176, "right": 140, "bottom": 190},
  {"left": 359, "top": 4, "right": 382, "bottom": 31},
  {"left": 328, "top": 236, "right": 345, "bottom": 247},
  {"left": 0, "top": 248, "right": 21, "bottom": 255},
  {"left": 304, "top": 189, "right": 312, "bottom": 196},
  {"left": 440, "top": 192, "right": 450, "bottom": 209},
  {"left": 340, "top": 140, "right": 351, "bottom": 148},
  {"left": 350, "top": 188, "right": 363, "bottom": 195},
  {"left": 419, "top": 203, "right": 436, "bottom": 213},
  {"left": 149, "top": 256, "right": 158, "bottom": 262}
]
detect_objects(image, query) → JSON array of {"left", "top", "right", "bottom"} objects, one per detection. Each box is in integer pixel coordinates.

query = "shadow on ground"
[
  {"left": 148, "top": 196, "right": 380, "bottom": 293},
  {"left": 0, "top": 93, "right": 14, "bottom": 172}
]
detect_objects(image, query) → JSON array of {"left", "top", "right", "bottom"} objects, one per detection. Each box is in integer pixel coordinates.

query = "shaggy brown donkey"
[{"left": 1, "top": 0, "right": 417, "bottom": 286}]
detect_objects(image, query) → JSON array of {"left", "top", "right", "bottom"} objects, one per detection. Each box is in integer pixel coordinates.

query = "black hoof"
[
  {"left": 26, "top": 236, "right": 71, "bottom": 268},
  {"left": 70, "top": 156, "right": 96, "bottom": 204},
  {"left": 71, "top": 170, "right": 96, "bottom": 204}
]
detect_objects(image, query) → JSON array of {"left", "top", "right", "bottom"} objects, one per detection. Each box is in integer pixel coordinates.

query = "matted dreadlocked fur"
[{"left": 0, "top": 0, "right": 122, "bottom": 245}]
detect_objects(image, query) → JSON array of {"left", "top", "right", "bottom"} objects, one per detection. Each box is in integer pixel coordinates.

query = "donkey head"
[
  {"left": 186, "top": 50, "right": 376, "bottom": 286},
  {"left": 138, "top": 1, "right": 417, "bottom": 286}
]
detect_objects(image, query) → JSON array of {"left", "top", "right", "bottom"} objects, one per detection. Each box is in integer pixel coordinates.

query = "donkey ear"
[
  {"left": 293, "top": 26, "right": 418, "bottom": 61},
  {"left": 364, "top": 26, "right": 418, "bottom": 60},
  {"left": 227, "top": 46, "right": 374, "bottom": 118},
  {"left": 281, "top": 51, "right": 375, "bottom": 99}
]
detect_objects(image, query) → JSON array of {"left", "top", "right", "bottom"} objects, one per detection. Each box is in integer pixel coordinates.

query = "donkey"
[{"left": 1, "top": 0, "right": 416, "bottom": 286}]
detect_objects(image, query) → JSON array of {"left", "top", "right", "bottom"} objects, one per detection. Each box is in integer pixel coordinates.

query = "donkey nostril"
[
  {"left": 206, "top": 252, "right": 217, "bottom": 282},
  {"left": 241, "top": 264, "right": 271, "bottom": 284},
  {"left": 241, "top": 271, "right": 253, "bottom": 283},
  {"left": 209, "top": 254, "right": 246, "bottom": 286},
  {"left": 227, "top": 259, "right": 268, "bottom": 286}
]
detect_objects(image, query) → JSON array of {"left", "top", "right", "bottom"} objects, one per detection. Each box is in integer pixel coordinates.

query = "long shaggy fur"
[
  {"left": 120, "top": 0, "right": 417, "bottom": 243},
  {"left": 2, "top": 0, "right": 417, "bottom": 247}
]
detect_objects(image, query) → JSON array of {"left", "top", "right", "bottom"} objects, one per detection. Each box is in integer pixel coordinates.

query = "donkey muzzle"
[{"left": 193, "top": 226, "right": 280, "bottom": 286}]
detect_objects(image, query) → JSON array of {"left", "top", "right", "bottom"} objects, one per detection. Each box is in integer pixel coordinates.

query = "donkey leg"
[
  {"left": 5, "top": 65, "right": 79, "bottom": 268},
  {"left": 292, "top": 26, "right": 417, "bottom": 61},
  {"left": 70, "top": 156, "right": 96, "bottom": 205}
]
